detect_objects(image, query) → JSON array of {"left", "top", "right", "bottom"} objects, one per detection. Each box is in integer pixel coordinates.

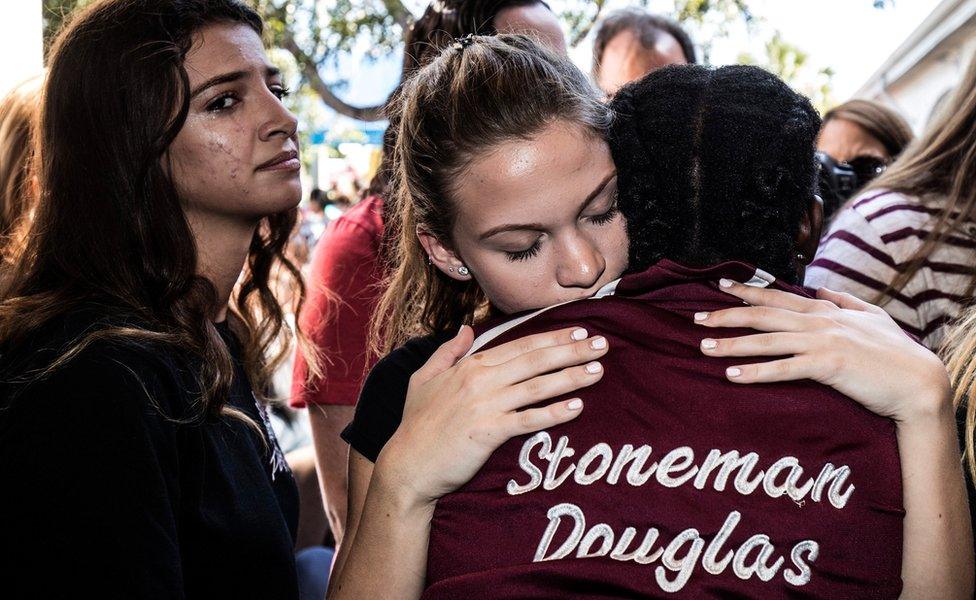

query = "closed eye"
[
  {"left": 505, "top": 238, "right": 542, "bottom": 262},
  {"left": 586, "top": 190, "right": 619, "bottom": 226}
]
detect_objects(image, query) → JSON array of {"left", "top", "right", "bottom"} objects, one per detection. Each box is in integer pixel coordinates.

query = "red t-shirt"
[
  {"left": 290, "top": 195, "right": 384, "bottom": 408},
  {"left": 424, "top": 260, "right": 903, "bottom": 598}
]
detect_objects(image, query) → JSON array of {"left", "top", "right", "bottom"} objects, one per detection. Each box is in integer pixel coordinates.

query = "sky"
[
  {"left": 0, "top": 0, "right": 43, "bottom": 95},
  {"left": 322, "top": 0, "right": 944, "bottom": 134}
]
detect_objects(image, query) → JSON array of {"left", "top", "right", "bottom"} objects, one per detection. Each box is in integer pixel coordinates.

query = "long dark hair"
[{"left": 0, "top": 0, "right": 311, "bottom": 425}]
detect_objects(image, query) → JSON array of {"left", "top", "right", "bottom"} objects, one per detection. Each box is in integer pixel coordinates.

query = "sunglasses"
[{"left": 841, "top": 155, "right": 889, "bottom": 184}]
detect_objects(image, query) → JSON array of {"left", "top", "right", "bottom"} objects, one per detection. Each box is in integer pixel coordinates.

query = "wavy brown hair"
[
  {"left": 0, "top": 0, "right": 314, "bottom": 426},
  {"left": 372, "top": 34, "right": 611, "bottom": 354},
  {"left": 0, "top": 75, "right": 41, "bottom": 265},
  {"left": 861, "top": 53, "right": 976, "bottom": 305}
]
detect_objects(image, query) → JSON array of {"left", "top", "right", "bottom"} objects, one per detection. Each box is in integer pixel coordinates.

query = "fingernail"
[
  {"left": 571, "top": 328, "right": 588, "bottom": 341},
  {"left": 701, "top": 338, "right": 717, "bottom": 349},
  {"left": 694, "top": 311, "right": 709, "bottom": 321},
  {"left": 585, "top": 362, "right": 602, "bottom": 374},
  {"left": 567, "top": 399, "right": 583, "bottom": 410},
  {"left": 719, "top": 278, "right": 735, "bottom": 289},
  {"left": 726, "top": 367, "right": 742, "bottom": 378},
  {"left": 590, "top": 336, "right": 607, "bottom": 350}
]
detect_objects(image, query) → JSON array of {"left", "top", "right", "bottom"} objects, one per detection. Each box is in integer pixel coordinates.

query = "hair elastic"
[{"left": 453, "top": 33, "right": 476, "bottom": 52}]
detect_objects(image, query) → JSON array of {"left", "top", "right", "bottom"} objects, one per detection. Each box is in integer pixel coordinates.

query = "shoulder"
[
  {"left": 342, "top": 332, "right": 451, "bottom": 462},
  {"left": 321, "top": 196, "right": 384, "bottom": 246},
  {"left": 363, "top": 331, "right": 451, "bottom": 394},
  {"left": 308, "top": 197, "right": 385, "bottom": 276},
  {"left": 814, "top": 190, "right": 914, "bottom": 269},
  {"left": 1, "top": 315, "right": 190, "bottom": 425}
]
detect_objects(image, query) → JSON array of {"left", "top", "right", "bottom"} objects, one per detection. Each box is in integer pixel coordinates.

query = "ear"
[
  {"left": 795, "top": 194, "right": 824, "bottom": 264},
  {"left": 417, "top": 227, "right": 473, "bottom": 282}
]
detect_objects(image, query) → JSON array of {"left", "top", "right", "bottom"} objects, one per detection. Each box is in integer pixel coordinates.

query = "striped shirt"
[{"left": 805, "top": 190, "right": 976, "bottom": 350}]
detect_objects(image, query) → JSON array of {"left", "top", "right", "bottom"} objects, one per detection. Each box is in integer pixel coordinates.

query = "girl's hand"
[
  {"left": 695, "top": 279, "right": 951, "bottom": 423},
  {"left": 377, "top": 325, "right": 608, "bottom": 506}
]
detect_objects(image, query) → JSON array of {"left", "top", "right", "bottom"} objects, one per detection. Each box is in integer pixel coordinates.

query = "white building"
[
  {"left": 857, "top": 0, "right": 976, "bottom": 133},
  {"left": 0, "top": 0, "right": 43, "bottom": 96}
]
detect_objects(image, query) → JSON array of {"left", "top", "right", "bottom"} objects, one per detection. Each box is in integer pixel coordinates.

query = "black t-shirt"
[
  {"left": 341, "top": 332, "right": 450, "bottom": 462},
  {"left": 0, "top": 315, "right": 299, "bottom": 599}
]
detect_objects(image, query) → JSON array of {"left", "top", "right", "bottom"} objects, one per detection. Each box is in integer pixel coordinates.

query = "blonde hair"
[
  {"left": 862, "top": 52, "right": 976, "bottom": 304},
  {"left": 372, "top": 34, "right": 612, "bottom": 354},
  {"left": 943, "top": 310, "right": 976, "bottom": 482},
  {"left": 0, "top": 75, "right": 41, "bottom": 259}
]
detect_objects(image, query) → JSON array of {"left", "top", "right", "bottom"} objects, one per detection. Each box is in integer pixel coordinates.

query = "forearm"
[
  {"left": 309, "top": 405, "right": 356, "bottom": 545},
  {"left": 897, "top": 394, "right": 974, "bottom": 599},
  {"left": 327, "top": 455, "right": 434, "bottom": 600}
]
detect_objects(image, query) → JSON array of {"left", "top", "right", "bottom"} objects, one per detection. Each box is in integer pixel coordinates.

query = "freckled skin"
[
  {"left": 168, "top": 23, "right": 300, "bottom": 224},
  {"left": 424, "top": 121, "right": 629, "bottom": 315}
]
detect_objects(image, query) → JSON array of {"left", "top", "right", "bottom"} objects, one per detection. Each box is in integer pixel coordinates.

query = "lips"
[{"left": 256, "top": 149, "right": 300, "bottom": 171}]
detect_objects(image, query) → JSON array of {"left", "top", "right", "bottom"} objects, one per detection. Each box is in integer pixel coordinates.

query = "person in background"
[
  {"left": 815, "top": 99, "right": 913, "bottom": 218},
  {"left": 806, "top": 53, "right": 976, "bottom": 351},
  {"left": 290, "top": 0, "right": 570, "bottom": 550},
  {"left": 592, "top": 7, "right": 695, "bottom": 96},
  {"left": 0, "top": 75, "right": 41, "bottom": 272},
  {"left": 302, "top": 188, "right": 329, "bottom": 245}
]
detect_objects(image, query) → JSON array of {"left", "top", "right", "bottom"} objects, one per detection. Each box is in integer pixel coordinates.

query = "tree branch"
[
  {"left": 569, "top": 0, "right": 606, "bottom": 48},
  {"left": 380, "top": 0, "right": 414, "bottom": 32},
  {"left": 279, "top": 27, "right": 387, "bottom": 122}
]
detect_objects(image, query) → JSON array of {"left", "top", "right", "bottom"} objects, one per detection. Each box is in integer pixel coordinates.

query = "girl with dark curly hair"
[{"left": 330, "top": 36, "right": 970, "bottom": 598}]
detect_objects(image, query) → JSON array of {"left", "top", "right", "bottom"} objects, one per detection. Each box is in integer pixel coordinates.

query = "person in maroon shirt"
[
  {"left": 329, "top": 37, "right": 971, "bottom": 598},
  {"left": 426, "top": 259, "right": 903, "bottom": 598},
  {"left": 292, "top": 0, "right": 571, "bottom": 547}
]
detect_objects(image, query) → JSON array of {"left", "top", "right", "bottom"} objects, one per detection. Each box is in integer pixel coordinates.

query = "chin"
[{"left": 262, "top": 184, "right": 303, "bottom": 213}]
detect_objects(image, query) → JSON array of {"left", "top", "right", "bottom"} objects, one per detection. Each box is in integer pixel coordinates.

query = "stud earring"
[
  {"left": 457, "top": 265, "right": 470, "bottom": 276},
  {"left": 448, "top": 267, "right": 455, "bottom": 273}
]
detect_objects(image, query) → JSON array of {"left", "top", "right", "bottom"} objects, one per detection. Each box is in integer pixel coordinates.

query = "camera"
[{"left": 816, "top": 151, "right": 887, "bottom": 219}]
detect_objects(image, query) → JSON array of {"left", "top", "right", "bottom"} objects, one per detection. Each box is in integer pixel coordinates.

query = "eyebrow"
[
  {"left": 479, "top": 171, "right": 618, "bottom": 240},
  {"left": 189, "top": 65, "right": 281, "bottom": 99}
]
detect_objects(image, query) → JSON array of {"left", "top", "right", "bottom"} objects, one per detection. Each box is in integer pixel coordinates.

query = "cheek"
[
  {"left": 601, "top": 219, "right": 630, "bottom": 273},
  {"left": 170, "top": 119, "right": 251, "bottom": 200},
  {"left": 464, "top": 251, "right": 549, "bottom": 311}
]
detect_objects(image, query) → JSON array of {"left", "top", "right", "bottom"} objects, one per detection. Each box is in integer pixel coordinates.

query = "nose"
[
  {"left": 555, "top": 234, "right": 606, "bottom": 290},
  {"left": 259, "top": 90, "right": 299, "bottom": 142}
]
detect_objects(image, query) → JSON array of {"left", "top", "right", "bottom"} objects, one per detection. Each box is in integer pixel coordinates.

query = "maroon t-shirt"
[
  {"left": 424, "top": 260, "right": 903, "bottom": 599},
  {"left": 290, "top": 195, "right": 384, "bottom": 408}
]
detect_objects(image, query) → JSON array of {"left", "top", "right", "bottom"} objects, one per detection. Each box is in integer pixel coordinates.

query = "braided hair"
[{"left": 609, "top": 65, "right": 821, "bottom": 284}]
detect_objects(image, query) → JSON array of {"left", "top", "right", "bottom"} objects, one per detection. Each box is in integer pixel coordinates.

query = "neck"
[{"left": 185, "top": 209, "right": 259, "bottom": 323}]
